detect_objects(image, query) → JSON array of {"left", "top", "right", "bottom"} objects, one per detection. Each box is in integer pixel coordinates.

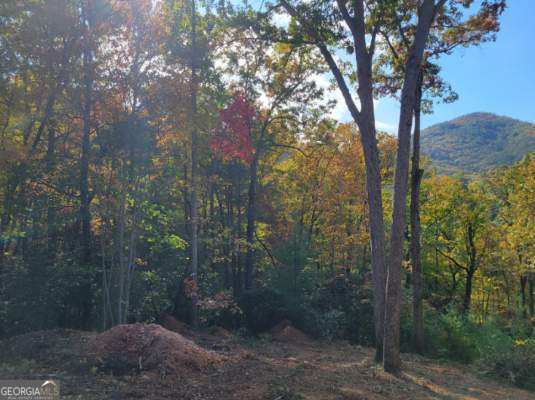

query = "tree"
[
  {"left": 374, "top": 0, "right": 505, "bottom": 353},
  {"left": 271, "top": 123, "right": 397, "bottom": 294},
  {"left": 1, "top": 0, "right": 526, "bottom": 372},
  {"left": 488, "top": 154, "right": 535, "bottom": 318},
  {"left": 421, "top": 176, "right": 492, "bottom": 314},
  {"left": 210, "top": 23, "right": 325, "bottom": 293},
  {"left": 79, "top": 0, "right": 94, "bottom": 265},
  {"left": 259, "top": 0, "right": 505, "bottom": 372},
  {"left": 162, "top": 0, "right": 220, "bottom": 325}
]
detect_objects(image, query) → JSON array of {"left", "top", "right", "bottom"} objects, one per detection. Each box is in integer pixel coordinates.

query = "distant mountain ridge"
[{"left": 421, "top": 112, "right": 535, "bottom": 174}]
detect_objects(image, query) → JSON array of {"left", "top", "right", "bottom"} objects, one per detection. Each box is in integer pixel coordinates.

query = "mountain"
[{"left": 421, "top": 112, "right": 535, "bottom": 174}]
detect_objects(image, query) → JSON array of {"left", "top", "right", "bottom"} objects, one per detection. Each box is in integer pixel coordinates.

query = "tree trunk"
[
  {"left": 117, "top": 188, "right": 127, "bottom": 325},
  {"left": 189, "top": 0, "right": 199, "bottom": 327},
  {"left": 360, "top": 118, "right": 387, "bottom": 362},
  {"left": 520, "top": 275, "right": 528, "bottom": 318},
  {"left": 46, "top": 125, "right": 57, "bottom": 264},
  {"left": 345, "top": 71, "right": 388, "bottom": 361},
  {"left": 234, "top": 182, "right": 244, "bottom": 298},
  {"left": 280, "top": 0, "right": 387, "bottom": 362},
  {"left": 351, "top": 1, "right": 388, "bottom": 360},
  {"left": 463, "top": 269, "right": 475, "bottom": 314},
  {"left": 384, "top": 0, "right": 437, "bottom": 374},
  {"left": 462, "top": 223, "right": 477, "bottom": 315},
  {"left": 80, "top": 1, "right": 93, "bottom": 264},
  {"left": 244, "top": 154, "right": 258, "bottom": 291},
  {"left": 529, "top": 275, "right": 534, "bottom": 317},
  {"left": 410, "top": 76, "right": 424, "bottom": 354},
  {"left": 75, "top": 1, "right": 94, "bottom": 329}
]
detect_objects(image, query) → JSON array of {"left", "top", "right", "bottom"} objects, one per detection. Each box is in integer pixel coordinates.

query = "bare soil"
[
  {"left": 91, "top": 323, "right": 225, "bottom": 376},
  {"left": 0, "top": 324, "right": 533, "bottom": 400},
  {"left": 270, "top": 319, "right": 312, "bottom": 344}
]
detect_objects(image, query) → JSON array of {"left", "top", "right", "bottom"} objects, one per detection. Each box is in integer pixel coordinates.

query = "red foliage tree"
[{"left": 210, "top": 93, "right": 257, "bottom": 164}]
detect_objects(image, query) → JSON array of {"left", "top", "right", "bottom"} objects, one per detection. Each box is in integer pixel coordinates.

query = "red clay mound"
[
  {"left": 91, "top": 323, "right": 224, "bottom": 376},
  {"left": 270, "top": 319, "right": 311, "bottom": 344}
]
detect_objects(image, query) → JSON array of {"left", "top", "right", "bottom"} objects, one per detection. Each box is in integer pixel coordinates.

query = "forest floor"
[{"left": 0, "top": 324, "right": 533, "bottom": 400}]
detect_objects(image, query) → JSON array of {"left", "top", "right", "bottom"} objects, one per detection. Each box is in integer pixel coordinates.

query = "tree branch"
[
  {"left": 436, "top": 247, "right": 468, "bottom": 272},
  {"left": 278, "top": 0, "right": 361, "bottom": 123}
]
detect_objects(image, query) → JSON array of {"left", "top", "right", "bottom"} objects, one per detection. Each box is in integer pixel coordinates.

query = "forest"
[{"left": 0, "top": 0, "right": 534, "bottom": 398}]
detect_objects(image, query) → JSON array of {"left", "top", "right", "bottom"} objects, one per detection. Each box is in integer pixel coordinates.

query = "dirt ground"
[{"left": 0, "top": 325, "right": 533, "bottom": 400}]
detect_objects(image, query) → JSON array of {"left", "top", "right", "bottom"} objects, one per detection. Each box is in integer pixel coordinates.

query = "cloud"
[
  {"left": 314, "top": 74, "right": 397, "bottom": 134},
  {"left": 271, "top": 11, "right": 291, "bottom": 28},
  {"left": 313, "top": 74, "right": 352, "bottom": 121},
  {"left": 375, "top": 120, "right": 397, "bottom": 134}
]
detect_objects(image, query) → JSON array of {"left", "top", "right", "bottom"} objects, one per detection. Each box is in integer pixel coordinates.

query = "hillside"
[{"left": 421, "top": 112, "right": 535, "bottom": 174}]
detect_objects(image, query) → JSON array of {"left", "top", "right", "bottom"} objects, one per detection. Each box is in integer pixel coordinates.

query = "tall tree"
[
  {"left": 271, "top": 0, "right": 389, "bottom": 363},
  {"left": 409, "top": 75, "right": 424, "bottom": 352},
  {"left": 189, "top": 0, "right": 200, "bottom": 327},
  {"left": 162, "top": 0, "right": 222, "bottom": 324},
  {"left": 373, "top": 0, "right": 504, "bottom": 354},
  {"left": 211, "top": 21, "right": 325, "bottom": 292},
  {"left": 265, "top": 0, "right": 478, "bottom": 372},
  {"left": 79, "top": 0, "right": 94, "bottom": 264}
]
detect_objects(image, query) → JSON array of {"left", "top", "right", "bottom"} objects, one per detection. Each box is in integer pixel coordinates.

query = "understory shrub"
[
  {"left": 239, "top": 287, "right": 287, "bottom": 333},
  {"left": 297, "top": 274, "right": 374, "bottom": 344},
  {"left": 306, "top": 309, "right": 348, "bottom": 342},
  {"left": 419, "top": 309, "right": 535, "bottom": 389},
  {"left": 431, "top": 309, "right": 480, "bottom": 363},
  {"left": 476, "top": 321, "right": 535, "bottom": 389},
  {"left": 198, "top": 291, "right": 243, "bottom": 329}
]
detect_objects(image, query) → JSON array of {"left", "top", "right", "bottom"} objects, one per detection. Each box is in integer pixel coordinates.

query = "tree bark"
[
  {"left": 383, "top": 0, "right": 438, "bottom": 374},
  {"left": 360, "top": 115, "right": 387, "bottom": 362},
  {"left": 410, "top": 75, "right": 424, "bottom": 354}
]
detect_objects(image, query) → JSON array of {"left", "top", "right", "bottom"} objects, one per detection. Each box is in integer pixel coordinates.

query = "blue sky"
[{"left": 373, "top": 0, "right": 535, "bottom": 132}]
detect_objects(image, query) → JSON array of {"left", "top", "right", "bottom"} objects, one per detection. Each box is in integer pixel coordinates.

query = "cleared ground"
[{"left": 0, "top": 326, "right": 533, "bottom": 400}]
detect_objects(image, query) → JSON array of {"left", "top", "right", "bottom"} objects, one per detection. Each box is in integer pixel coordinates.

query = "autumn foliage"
[{"left": 210, "top": 94, "right": 257, "bottom": 164}]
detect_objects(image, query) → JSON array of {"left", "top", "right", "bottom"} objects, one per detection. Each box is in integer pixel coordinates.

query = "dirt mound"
[
  {"left": 159, "top": 313, "right": 192, "bottom": 336},
  {"left": 270, "top": 320, "right": 310, "bottom": 344},
  {"left": 91, "top": 323, "right": 224, "bottom": 376}
]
